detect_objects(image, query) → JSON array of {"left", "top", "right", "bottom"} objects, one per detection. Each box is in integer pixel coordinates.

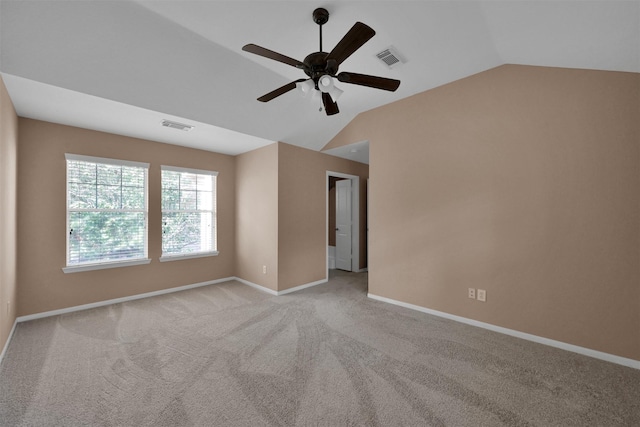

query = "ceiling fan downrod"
[{"left": 313, "top": 8, "right": 329, "bottom": 53}]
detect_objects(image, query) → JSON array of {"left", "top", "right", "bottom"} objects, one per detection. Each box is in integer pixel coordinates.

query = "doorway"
[{"left": 326, "top": 171, "right": 360, "bottom": 273}]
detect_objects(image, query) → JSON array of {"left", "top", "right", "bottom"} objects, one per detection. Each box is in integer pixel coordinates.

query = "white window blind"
[
  {"left": 161, "top": 166, "right": 217, "bottom": 257},
  {"left": 66, "top": 154, "right": 148, "bottom": 267}
]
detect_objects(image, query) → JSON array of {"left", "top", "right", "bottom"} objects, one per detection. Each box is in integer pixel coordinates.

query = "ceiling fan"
[{"left": 242, "top": 7, "right": 401, "bottom": 116}]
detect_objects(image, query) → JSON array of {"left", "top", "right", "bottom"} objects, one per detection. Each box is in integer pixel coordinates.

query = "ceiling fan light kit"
[
  {"left": 242, "top": 7, "right": 400, "bottom": 116},
  {"left": 318, "top": 75, "right": 334, "bottom": 92},
  {"left": 328, "top": 85, "right": 344, "bottom": 102},
  {"left": 296, "top": 79, "right": 315, "bottom": 96}
]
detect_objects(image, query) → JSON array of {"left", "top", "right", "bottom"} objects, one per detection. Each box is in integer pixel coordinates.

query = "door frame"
[{"left": 326, "top": 171, "right": 360, "bottom": 273}]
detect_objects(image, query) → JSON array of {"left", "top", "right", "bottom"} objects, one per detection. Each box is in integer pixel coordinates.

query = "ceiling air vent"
[
  {"left": 161, "top": 120, "right": 194, "bottom": 132},
  {"left": 376, "top": 46, "right": 406, "bottom": 69}
]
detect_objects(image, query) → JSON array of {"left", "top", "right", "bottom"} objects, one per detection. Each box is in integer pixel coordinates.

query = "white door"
[{"left": 335, "top": 179, "right": 352, "bottom": 271}]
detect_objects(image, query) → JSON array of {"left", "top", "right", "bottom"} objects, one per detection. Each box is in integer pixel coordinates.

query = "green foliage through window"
[
  {"left": 161, "top": 167, "right": 217, "bottom": 256},
  {"left": 66, "top": 155, "right": 148, "bottom": 266}
]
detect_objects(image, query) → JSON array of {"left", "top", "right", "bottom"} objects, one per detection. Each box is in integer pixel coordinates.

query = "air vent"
[
  {"left": 376, "top": 46, "right": 406, "bottom": 69},
  {"left": 161, "top": 120, "right": 194, "bottom": 132}
]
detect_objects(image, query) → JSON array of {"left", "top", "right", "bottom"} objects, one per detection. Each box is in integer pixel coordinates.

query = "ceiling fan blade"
[
  {"left": 242, "top": 44, "right": 305, "bottom": 69},
  {"left": 257, "top": 79, "right": 307, "bottom": 102},
  {"left": 322, "top": 92, "right": 339, "bottom": 116},
  {"left": 337, "top": 72, "right": 400, "bottom": 91},
  {"left": 325, "top": 22, "right": 375, "bottom": 66}
]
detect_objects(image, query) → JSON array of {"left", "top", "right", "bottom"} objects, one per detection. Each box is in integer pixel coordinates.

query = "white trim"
[
  {"left": 65, "top": 153, "right": 149, "bottom": 169},
  {"left": 13, "top": 275, "right": 329, "bottom": 325},
  {"left": 0, "top": 320, "right": 18, "bottom": 366},
  {"left": 17, "top": 277, "right": 235, "bottom": 322},
  {"left": 62, "top": 258, "right": 151, "bottom": 273},
  {"left": 161, "top": 165, "right": 218, "bottom": 176},
  {"left": 66, "top": 155, "right": 150, "bottom": 267},
  {"left": 5, "top": 276, "right": 322, "bottom": 361},
  {"left": 8, "top": 275, "right": 635, "bottom": 370},
  {"left": 277, "top": 278, "right": 327, "bottom": 295},
  {"left": 233, "top": 278, "right": 278, "bottom": 296},
  {"left": 233, "top": 277, "right": 327, "bottom": 296},
  {"left": 368, "top": 293, "right": 640, "bottom": 370},
  {"left": 159, "top": 251, "right": 219, "bottom": 262},
  {"left": 326, "top": 171, "right": 360, "bottom": 273},
  {"left": 161, "top": 168, "right": 217, "bottom": 255}
]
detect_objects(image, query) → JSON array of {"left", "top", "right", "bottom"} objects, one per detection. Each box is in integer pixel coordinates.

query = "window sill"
[
  {"left": 62, "top": 258, "right": 151, "bottom": 274},
  {"left": 159, "top": 251, "right": 219, "bottom": 262}
]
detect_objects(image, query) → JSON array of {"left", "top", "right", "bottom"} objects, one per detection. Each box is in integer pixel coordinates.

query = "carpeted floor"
[{"left": 0, "top": 270, "right": 638, "bottom": 426}]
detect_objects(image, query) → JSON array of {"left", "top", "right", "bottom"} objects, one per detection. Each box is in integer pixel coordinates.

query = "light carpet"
[{"left": 0, "top": 270, "right": 638, "bottom": 426}]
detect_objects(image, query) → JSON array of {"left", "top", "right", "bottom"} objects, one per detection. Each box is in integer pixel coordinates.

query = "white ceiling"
[{"left": 1, "top": 1, "right": 638, "bottom": 163}]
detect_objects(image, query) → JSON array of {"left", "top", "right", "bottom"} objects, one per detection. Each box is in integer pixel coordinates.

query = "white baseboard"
[
  {"left": 14, "top": 275, "right": 329, "bottom": 325},
  {"left": 277, "top": 278, "right": 327, "bottom": 295},
  {"left": 233, "top": 278, "right": 278, "bottom": 296},
  {"left": 368, "top": 293, "right": 640, "bottom": 370},
  {"left": 1, "top": 275, "right": 323, "bottom": 368},
  {"left": 0, "top": 320, "right": 18, "bottom": 366},
  {"left": 16, "top": 277, "right": 235, "bottom": 323},
  {"left": 8, "top": 279, "right": 634, "bottom": 371},
  {"left": 233, "top": 277, "right": 327, "bottom": 296}
]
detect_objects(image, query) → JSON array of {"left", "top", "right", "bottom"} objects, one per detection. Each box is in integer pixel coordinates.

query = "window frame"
[
  {"left": 159, "top": 165, "right": 218, "bottom": 262},
  {"left": 63, "top": 153, "right": 150, "bottom": 273}
]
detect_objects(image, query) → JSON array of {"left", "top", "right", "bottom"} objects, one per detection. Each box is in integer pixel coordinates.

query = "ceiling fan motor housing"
[{"left": 303, "top": 52, "right": 335, "bottom": 88}]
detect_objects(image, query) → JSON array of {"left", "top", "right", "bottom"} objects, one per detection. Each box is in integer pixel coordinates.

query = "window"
[
  {"left": 64, "top": 154, "right": 149, "bottom": 272},
  {"left": 160, "top": 166, "right": 217, "bottom": 261}
]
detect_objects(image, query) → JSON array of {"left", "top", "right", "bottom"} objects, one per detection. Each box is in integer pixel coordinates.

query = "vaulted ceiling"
[{"left": 1, "top": 1, "right": 638, "bottom": 163}]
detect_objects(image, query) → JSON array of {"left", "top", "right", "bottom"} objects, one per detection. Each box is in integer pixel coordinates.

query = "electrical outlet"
[
  {"left": 6, "top": 301, "right": 10, "bottom": 315},
  {"left": 262, "top": 265, "right": 267, "bottom": 274},
  {"left": 468, "top": 288, "right": 476, "bottom": 299},
  {"left": 477, "top": 289, "right": 486, "bottom": 302}
]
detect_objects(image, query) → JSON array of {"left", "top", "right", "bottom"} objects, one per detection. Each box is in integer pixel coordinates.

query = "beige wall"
[
  {"left": 13, "top": 118, "right": 367, "bottom": 315},
  {"left": 278, "top": 142, "right": 369, "bottom": 291},
  {"left": 235, "top": 143, "right": 279, "bottom": 291},
  {"left": 17, "top": 119, "right": 236, "bottom": 316},
  {"left": 235, "top": 142, "right": 369, "bottom": 292},
  {"left": 0, "top": 76, "right": 18, "bottom": 352},
  {"left": 325, "top": 65, "right": 640, "bottom": 361}
]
